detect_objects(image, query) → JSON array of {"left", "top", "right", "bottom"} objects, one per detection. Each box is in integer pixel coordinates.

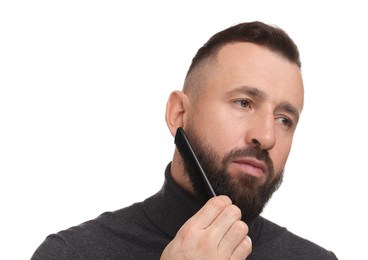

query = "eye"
[
  {"left": 233, "top": 99, "right": 252, "bottom": 109},
  {"left": 276, "top": 116, "right": 294, "bottom": 128}
]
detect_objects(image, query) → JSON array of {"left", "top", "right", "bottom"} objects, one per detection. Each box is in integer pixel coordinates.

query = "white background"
[{"left": 1, "top": 1, "right": 367, "bottom": 259}]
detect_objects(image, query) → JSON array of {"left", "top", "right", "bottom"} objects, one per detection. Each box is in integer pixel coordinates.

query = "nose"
[{"left": 245, "top": 113, "right": 276, "bottom": 150}]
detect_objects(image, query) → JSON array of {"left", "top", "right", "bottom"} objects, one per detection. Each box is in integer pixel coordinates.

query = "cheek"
[
  {"left": 194, "top": 118, "right": 239, "bottom": 156},
  {"left": 271, "top": 141, "right": 292, "bottom": 171}
]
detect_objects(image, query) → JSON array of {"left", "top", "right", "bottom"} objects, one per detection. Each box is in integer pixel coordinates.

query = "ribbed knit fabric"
[{"left": 31, "top": 163, "right": 338, "bottom": 259}]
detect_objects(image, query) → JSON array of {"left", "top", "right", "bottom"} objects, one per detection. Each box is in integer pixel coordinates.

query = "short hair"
[{"left": 183, "top": 21, "right": 301, "bottom": 95}]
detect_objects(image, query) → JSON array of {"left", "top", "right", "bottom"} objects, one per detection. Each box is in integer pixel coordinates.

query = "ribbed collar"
[{"left": 143, "top": 163, "right": 262, "bottom": 241}]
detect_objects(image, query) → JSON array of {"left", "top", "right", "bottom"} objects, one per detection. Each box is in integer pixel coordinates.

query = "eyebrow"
[
  {"left": 226, "top": 85, "right": 300, "bottom": 121},
  {"left": 278, "top": 102, "right": 300, "bottom": 122},
  {"left": 226, "top": 85, "right": 265, "bottom": 98}
]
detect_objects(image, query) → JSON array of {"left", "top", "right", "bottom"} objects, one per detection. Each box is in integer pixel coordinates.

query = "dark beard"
[{"left": 181, "top": 127, "right": 284, "bottom": 223}]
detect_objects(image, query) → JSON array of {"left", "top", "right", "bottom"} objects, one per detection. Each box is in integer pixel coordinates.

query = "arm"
[{"left": 161, "top": 195, "right": 252, "bottom": 260}]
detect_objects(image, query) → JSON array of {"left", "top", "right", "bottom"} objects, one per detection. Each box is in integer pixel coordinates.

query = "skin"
[{"left": 161, "top": 42, "right": 304, "bottom": 259}]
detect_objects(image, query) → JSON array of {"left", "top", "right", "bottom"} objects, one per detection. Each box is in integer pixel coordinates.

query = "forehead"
[{"left": 204, "top": 42, "right": 304, "bottom": 111}]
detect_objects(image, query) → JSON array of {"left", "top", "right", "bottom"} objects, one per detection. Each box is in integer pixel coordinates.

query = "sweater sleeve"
[{"left": 31, "top": 234, "right": 71, "bottom": 260}]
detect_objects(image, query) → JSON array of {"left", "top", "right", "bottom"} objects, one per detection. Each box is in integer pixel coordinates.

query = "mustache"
[{"left": 222, "top": 147, "right": 274, "bottom": 174}]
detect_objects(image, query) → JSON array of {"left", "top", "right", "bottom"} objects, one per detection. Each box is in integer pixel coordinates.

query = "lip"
[{"left": 232, "top": 158, "right": 266, "bottom": 177}]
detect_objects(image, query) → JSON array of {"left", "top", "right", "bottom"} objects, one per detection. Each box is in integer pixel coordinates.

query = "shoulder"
[
  {"left": 31, "top": 234, "right": 71, "bottom": 260},
  {"left": 31, "top": 202, "right": 168, "bottom": 259},
  {"left": 250, "top": 217, "right": 338, "bottom": 260}
]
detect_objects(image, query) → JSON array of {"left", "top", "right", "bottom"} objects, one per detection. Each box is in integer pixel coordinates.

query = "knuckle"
[
  {"left": 234, "top": 220, "right": 249, "bottom": 235},
  {"left": 225, "top": 204, "right": 242, "bottom": 219},
  {"left": 238, "top": 236, "right": 253, "bottom": 256},
  {"left": 178, "top": 223, "right": 196, "bottom": 239},
  {"left": 208, "top": 195, "right": 231, "bottom": 210}
]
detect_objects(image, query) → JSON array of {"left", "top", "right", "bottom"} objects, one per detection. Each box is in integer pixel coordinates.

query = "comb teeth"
[{"left": 174, "top": 127, "right": 216, "bottom": 199}]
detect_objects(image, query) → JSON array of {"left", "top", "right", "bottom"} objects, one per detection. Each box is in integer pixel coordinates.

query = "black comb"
[{"left": 174, "top": 127, "right": 216, "bottom": 199}]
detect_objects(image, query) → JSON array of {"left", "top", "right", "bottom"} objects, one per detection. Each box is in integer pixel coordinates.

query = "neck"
[{"left": 170, "top": 150, "right": 195, "bottom": 196}]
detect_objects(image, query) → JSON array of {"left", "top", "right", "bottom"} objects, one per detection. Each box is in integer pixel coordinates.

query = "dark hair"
[{"left": 186, "top": 21, "right": 301, "bottom": 80}]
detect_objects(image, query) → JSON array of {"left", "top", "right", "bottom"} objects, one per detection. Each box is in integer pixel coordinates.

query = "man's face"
[{"left": 183, "top": 42, "right": 304, "bottom": 221}]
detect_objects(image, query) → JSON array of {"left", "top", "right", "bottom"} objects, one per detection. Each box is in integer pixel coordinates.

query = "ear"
[{"left": 165, "top": 90, "right": 190, "bottom": 137}]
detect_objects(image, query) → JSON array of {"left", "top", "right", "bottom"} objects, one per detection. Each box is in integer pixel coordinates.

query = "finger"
[
  {"left": 231, "top": 235, "right": 252, "bottom": 260},
  {"left": 207, "top": 204, "right": 242, "bottom": 243},
  {"left": 189, "top": 195, "right": 232, "bottom": 229},
  {"left": 218, "top": 220, "right": 249, "bottom": 257}
]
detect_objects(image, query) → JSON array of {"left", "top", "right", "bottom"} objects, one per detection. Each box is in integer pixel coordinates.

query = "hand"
[{"left": 160, "top": 195, "right": 252, "bottom": 260}]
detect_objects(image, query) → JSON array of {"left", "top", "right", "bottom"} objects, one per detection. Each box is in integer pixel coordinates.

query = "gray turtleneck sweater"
[{"left": 31, "top": 163, "right": 338, "bottom": 259}]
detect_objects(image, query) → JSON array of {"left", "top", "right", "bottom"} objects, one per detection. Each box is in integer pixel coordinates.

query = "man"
[{"left": 31, "top": 21, "right": 338, "bottom": 259}]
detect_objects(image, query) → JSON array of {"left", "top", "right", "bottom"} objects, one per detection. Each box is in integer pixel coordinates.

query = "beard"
[{"left": 182, "top": 126, "right": 284, "bottom": 223}]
